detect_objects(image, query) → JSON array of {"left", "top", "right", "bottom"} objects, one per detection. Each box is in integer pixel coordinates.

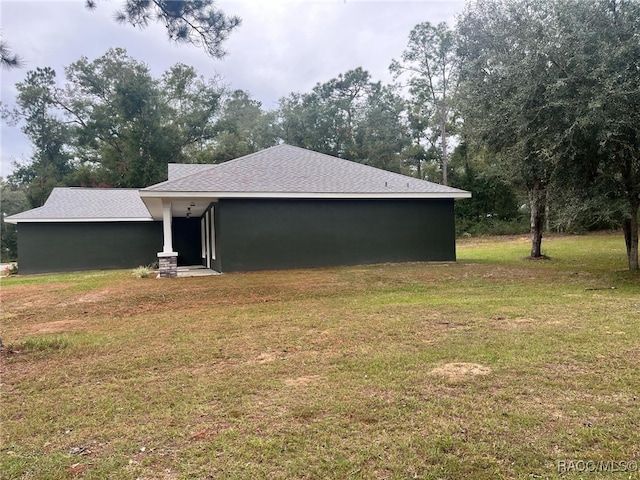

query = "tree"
[
  {"left": 1, "top": 37, "right": 23, "bottom": 69},
  {"left": 552, "top": 0, "right": 640, "bottom": 269},
  {"left": 275, "top": 68, "right": 409, "bottom": 171},
  {"left": 598, "top": 0, "right": 640, "bottom": 270},
  {"left": 457, "top": 0, "right": 565, "bottom": 259},
  {"left": 2, "top": 67, "right": 73, "bottom": 207},
  {"left": 87, "top": 0, "right": 241, "bottom": 59},
  {"left": 3, "top": 49, "right": 227, "bottom": 190},
  {"left": 60, "top": 49, "right": 225, "bottom": 187},
  {"left": 458, "top": 0, "right": 640, "bottom": 270},
  {"left": 355, "top": 83, "right": 410, "bottom": 172},
  {"left": 4, "top": 1, "right": 240, "bottom": 70},
  {"left": 0, "top": 179, "right": 29, "bottom": 262},
  {"left": 161, "top": 63, "right": 227, "bottom": 162},
  {"left": 311, "top": 67, "right": 375, "bottom": 159},
  {"left": 276, "top": 91, "right": 332, "bottom": 155},
  {"left": 62, "top": 48, "right": 169, "bottom": 187},
  {"left": 448, "top": 142, "right": 522, "bottom": 235},
  {"left": 205, "top": 90, "right": 277, "bottom": 163},
  {"left": 390, "top": 22, "right": 458, "bottom": 185}
]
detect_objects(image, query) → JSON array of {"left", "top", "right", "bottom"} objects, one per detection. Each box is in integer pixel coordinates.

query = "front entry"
[{"left": 201, "top": 205, "right": 217, "bottom": 270}]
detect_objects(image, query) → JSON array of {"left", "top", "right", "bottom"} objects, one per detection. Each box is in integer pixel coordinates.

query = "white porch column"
[
  {"left": 158, "top": 200, "right": 178, "bottom": 278},
  {"left": 162, "top": 200, "right": 174, "bottom": 253}
]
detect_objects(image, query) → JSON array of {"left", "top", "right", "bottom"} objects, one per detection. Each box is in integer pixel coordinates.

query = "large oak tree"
[{"left": 457, "top": 0, "right": 640, "bottom": 269}]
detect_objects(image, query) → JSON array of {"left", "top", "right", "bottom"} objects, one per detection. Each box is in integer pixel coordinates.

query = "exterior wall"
[
  {"left": 216, "top": 198, "right": 456, "bottom": 272},
  {"left": 17, "top": 222, "right": 162, "bottom": 274},
  {"left": 203, "top": 203, "right": 222, "bottom": 273}
]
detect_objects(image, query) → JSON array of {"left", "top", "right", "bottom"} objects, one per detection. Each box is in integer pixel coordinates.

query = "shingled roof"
[
  {"left": 7, "top": 145, "right": 471, "bottom": 224},
  {"left": 5, "top": 188, "right": 152, "bottom": 223},
  {"left": 143, "top": 144, "right": 470, "bottom": 198},
  {"left": 167, "top": 163, "right": 214, "bottom": 181}
]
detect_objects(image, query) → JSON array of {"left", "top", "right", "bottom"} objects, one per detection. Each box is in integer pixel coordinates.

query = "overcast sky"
[{"left": 1, "top": 0, "right": 466, "bottom": 178}]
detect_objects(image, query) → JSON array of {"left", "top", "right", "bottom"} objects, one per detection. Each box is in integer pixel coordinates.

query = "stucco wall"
[
  {"left": 16, "top": 222, "right": 162, "bottom": 274},
  {"left": 216, "top": 198, "right": 456, "bottom": 272}
]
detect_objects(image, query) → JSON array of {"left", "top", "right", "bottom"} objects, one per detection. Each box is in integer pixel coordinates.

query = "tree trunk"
[
  {"left": 529, "top": 181, "right": 546, "bottom": 258},
  {"left": 622, "top": 219, "right": 631, "bottom": 260},
  {"left": 623, "top": 199, "right": 639, "bottom": 271},
  {"left": 441, "top": 102, "right": 448, "bottom": 186}
]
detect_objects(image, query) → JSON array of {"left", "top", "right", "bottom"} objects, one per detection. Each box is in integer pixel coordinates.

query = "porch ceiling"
[{"left": 142, "top": 197, "right": 214, "bottom": 220}]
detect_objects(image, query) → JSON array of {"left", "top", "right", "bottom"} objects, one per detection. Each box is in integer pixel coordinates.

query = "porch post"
[
  {"left": 162, "top": 201, "right": 173, "bottom": 253},
  {"left": 157, "top": 200, "right": 178, "bottom": 278}
]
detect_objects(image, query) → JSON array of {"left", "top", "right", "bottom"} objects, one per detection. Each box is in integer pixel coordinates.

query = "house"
[{"left": 6, "top": 144, "right": 471, "bottom": 275}]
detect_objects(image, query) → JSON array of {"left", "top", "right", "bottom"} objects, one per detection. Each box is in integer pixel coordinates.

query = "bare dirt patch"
[
  {"left": 73, "top": 291, "right": 113, "bottom": 304},
  {"left": 284, "top": 375, "right": 320, "bottom": 387},
  {"left": 252, "top": 352, "right": 278, "bottom": 364},
  {"left": 430, "top": 362, "right": 492, "bottom": 382},
  {"left": 492, "top": 316, "right": 538, "bottom": 330},
  {"left": 29, "top": 319, "right": 88, "bottom": 334}
]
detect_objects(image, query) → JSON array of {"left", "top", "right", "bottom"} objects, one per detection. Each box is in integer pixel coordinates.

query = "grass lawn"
[{"left": 1, "top": 233, "right": 639, "bottom": 479}]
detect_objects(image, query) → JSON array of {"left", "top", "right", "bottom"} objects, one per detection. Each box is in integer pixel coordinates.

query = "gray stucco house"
[{"left": 6, "top": 144, "right": 471, "bottom": 275}]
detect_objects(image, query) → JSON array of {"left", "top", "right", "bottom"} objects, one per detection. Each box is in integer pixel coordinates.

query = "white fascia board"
[
  {"left": 139, "top": 191, "right": 472, "bottom": 200},
  {"left": 4, "top": 217, "right": 154, "bottom": 224}
]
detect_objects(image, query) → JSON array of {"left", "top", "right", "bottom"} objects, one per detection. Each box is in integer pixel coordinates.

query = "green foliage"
[
  {"left": 457, "top": 0, "right": 564, "bottom": 257},
  {"left": 449, "top": 143, "right": 525, "bottom": 235},
  {"left": 456, "top": 216, "right": 529, "bottom": 237},
  {"left": 390, "top": 21, "right": 458, "bottom": 184},
  {"left": 3, "top": 1, "right": 240, "bottom": 73},
  {"left": 64, "top": 49, "right": 217, "bottom": 187},
  {"left": 132, "top": 265, "right": 155, "bottom": 279},
  {"left": 3, "top": 67, "right": 73, "bottom": 207},
  {"left": 4, "top": 49, "right": 227, "bottom": 190},
  {"left": 457, "top": 0, "right": 640, "bottom": 268},
  {"left": 0, "top": 37, "right": 23, "bottom": 69},
  {"left": 275, "top": 68, "right": 410, "bottom": 171},
  {"left": 356, "top": 82, "right": 410, "bottom": 172},
  {"left": 0, "top": 179, "right": 29, "bottom": 261},
  {"left": 87, "top": 0, "right": 241, "bottom": 59},
  {"left": 205, "top": 90, "right": 278, "bottom": 163}
]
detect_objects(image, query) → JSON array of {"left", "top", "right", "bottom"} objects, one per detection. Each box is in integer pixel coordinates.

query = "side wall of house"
[
  {"left": 216, "top": 198, "right": 456, "bottom": 272},
  {"left": 17, "top": 222, "right": 163, "bottom": 274}
]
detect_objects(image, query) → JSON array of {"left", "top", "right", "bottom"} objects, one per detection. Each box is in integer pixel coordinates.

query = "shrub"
[
  {"left": 133, "top": 265, "right": 155, "bottom": 278},
  {"left": 456, "top": 217, "right": 529, "bottom": 237}
]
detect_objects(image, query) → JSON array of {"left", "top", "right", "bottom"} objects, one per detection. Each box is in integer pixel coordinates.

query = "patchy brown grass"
[{"left": 1, "top": 234, "right": 639, "bottom": 479}]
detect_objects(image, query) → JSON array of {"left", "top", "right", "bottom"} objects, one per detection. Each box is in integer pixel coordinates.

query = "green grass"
[{"left": 1, "top": 233, "right": 639, "bottom": 479}]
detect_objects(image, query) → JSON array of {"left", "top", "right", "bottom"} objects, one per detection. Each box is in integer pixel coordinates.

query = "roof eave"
[
  {"left": 139, "top": 191, "right": 472, "bottom": 200},
  {"left": 4, "top": 217, "right": 154, "bottom": 224}
]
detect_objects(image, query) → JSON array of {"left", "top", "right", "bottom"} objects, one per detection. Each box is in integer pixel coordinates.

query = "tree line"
[{"left": 1, "top": 0, "right": 638, "bottom": 270}]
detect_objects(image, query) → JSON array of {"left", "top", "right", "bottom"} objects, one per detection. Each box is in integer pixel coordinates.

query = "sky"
[{"left": 0, "top": 0, "right": 466, "bottom": 178}]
